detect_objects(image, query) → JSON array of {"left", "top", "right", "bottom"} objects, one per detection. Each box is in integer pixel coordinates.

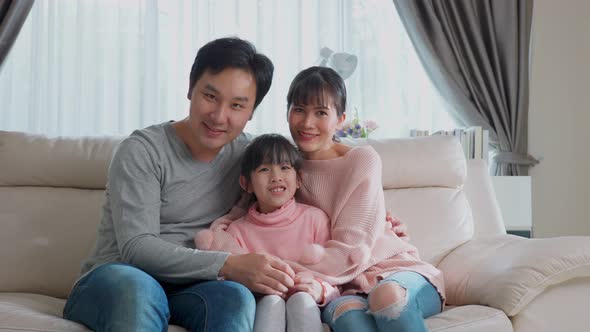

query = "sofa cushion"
[
  {"left": 343, "top": 135, "right": 467, "bottom": 189},
  {"left": 426, "top": 305, "right": 512, "bottom": 332},
  {"left": 370, "top": 135, "right": 467, "bottom": 189},
  {"left": 0, "top": 293, "right": 188, "bottom": 332},
  {"left": 0, "top": 293, "right": 86, "bottom": 332},
  {"left": 384, "top": 187, "right": 474, "bottom": 265},
  {"left": 0, "top": 131, "right": 121, "bottom": 189},
  {"left": 0, "top": 187, "right": 104, "bottom": 298}
]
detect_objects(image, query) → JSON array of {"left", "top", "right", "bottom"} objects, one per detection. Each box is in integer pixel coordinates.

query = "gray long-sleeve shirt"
[{"left": 80, "top": 121, "right": 250, "bottom": 283}]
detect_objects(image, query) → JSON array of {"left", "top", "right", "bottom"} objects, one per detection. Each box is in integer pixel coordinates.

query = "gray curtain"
[
  {"left": 392, "top": 0, "right": 537, "bottom": 175},
  {"left": 0, "top": 0, "right": 34, "bottom": 73}
]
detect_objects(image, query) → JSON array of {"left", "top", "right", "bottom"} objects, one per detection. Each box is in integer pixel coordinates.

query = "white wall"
[{"left": 529, "top": 0, "right": 590, "bottom": 237}]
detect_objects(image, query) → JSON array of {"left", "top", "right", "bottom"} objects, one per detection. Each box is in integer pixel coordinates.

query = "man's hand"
[
  {"left": 288, "top": 275, "right": 323, "bottom": 303},
  {"left": 219, "top": 253, "right": 295, "bottom": 296}
]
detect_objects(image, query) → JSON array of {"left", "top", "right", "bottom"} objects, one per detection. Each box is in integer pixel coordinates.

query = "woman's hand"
[
  {"left": 289, "top": 274, "right": 323, "bottom": 303},
  {"left": 386, "top": 210, "right": 409, "bottom": 241}
]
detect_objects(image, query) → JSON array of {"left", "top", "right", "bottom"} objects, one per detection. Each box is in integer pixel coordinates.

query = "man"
[{"left": 63, "top": 37, "right": 295, "bottom": 332}]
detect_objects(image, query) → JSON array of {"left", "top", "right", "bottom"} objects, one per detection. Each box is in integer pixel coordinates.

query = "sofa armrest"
[
  {"left": 438, "top": 234, "right": 590, "bottom": 316},
  {"left": 511, "top": 277, "right": 590, "bottom": 332}
]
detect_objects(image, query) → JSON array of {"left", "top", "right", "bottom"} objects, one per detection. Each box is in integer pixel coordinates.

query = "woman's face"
[{"left": 288, "top": 94, "right": 345, "bottom": 160}]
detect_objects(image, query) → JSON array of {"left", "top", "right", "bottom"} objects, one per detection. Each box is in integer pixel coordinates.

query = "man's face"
[{"left": 186, "top": 68, "right": 257, "bottom": 159}]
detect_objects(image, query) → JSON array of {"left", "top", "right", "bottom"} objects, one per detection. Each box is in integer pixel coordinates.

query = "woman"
[{"left": 286, "top": 66, "right": 444, "bottom": 332}]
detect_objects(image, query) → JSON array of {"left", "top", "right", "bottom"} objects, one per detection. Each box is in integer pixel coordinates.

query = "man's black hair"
[{"left": 189, "top": 37, "right": 274, "bottom": 109}]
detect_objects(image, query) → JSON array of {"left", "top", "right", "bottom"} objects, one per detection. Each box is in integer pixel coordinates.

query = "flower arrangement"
[{"left": 336, "top": 109, "right": 378, "bottom": 139}]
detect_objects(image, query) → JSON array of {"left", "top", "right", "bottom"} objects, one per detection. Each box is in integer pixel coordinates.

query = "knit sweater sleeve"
[
  {"left": 194, "top": 214, "right": 249, "bottom": 255},
  {"left": 299, "top": 148, "right": 388, "bottom": 282},
  {"left": 313, "top": 211, "right": 342, "bottom": 305},
  {"left": 312, "top": 207, "right": 331, "bottom": 245}
]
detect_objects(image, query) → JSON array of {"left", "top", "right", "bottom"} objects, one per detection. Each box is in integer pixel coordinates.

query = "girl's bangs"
[{"left": 260, "top": 142, "right": 298, "bottom": 166}]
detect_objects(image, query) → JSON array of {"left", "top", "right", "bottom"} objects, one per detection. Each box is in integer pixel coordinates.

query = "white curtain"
[{"left": 0, "top": 0, "right": 457, "bottom": 138}]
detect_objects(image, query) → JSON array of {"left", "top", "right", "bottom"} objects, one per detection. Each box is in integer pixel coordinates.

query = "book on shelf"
[
  {"left": 482, "top": 128, "right": 489, "bottom": 162},
  {"left": 466, "top": 127, "right": 482, "bottom": 160},
  {"left": 411, "top": 126, "right": 489, "bottom": 161},
  {"left": 409, "top": 129, "right": 430, "bottom": 137}
]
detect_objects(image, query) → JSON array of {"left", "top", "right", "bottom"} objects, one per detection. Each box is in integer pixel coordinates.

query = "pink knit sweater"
[{"left": 292, "top": 146, "right": 445, "bottom": 300}]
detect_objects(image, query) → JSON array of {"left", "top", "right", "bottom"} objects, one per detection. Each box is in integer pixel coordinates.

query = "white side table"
[{"left": 490, "top": 176, "right": 532, "bottom": 238}]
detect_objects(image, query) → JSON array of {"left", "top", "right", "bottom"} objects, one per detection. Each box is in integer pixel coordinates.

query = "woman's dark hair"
[
  {"left": 188, "top": 37, "right": 274, "bottom": 109},
  {"left": 286, "top": 66, "right": 347, "bottom": 117},
  {"left": 241, "top": 134, "right": 302, "bottom": 184}
]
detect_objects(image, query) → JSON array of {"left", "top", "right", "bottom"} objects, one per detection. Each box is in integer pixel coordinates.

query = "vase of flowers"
[{"left": 336, "top": 109, "right": 378, "bottom": 139}]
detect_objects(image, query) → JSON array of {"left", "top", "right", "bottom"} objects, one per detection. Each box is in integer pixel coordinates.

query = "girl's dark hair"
[
  {"left": 241, "top": 134, "right": 302, "bottom": 184},
  {"left": 286, "top": 66, "right": 347, "bottom": 117},
  {"left": 189, "top": 37, "right": 274, "bottom": 110}
]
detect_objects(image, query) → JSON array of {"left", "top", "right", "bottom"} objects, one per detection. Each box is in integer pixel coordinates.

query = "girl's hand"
[{"left": 289, "top": 275, "right": 323, "bottom": 303}]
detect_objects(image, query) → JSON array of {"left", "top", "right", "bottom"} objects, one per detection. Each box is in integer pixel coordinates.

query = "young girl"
[
  {"left": 284, "top": 66, "right": 444, "bottom": 332},
  {"left": 195, "top": 133, "right": 338, "bottom": 332}
]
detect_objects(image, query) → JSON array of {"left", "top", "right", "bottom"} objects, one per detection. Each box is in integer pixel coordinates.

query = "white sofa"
[{"left": 1, "top": 130, "right": 589, "bottom": 332}]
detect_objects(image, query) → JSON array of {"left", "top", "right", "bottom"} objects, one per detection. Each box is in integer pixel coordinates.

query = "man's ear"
[
  {"left": 239, "top": 175, "right": 251, "bottom": 193},
  {"left": 187, "top": 84, "right": 193, "bottom": 100}
]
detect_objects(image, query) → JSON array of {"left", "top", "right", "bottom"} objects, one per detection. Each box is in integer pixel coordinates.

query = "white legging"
[{"left": 254, "top": 292, "right": 327, "bottom": 332}]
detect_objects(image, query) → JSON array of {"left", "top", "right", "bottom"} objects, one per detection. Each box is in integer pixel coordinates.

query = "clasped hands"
[{"left": 220, "top": 252, "right": 323, "bottom": 302}]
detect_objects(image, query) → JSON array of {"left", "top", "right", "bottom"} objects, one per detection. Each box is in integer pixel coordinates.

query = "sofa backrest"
[{"left": 0, "top": 131, "right": 504, "bottom": 298}]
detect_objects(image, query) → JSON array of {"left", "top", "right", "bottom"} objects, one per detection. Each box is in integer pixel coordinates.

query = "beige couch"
[{"left": 1, "top": 130, "right": 589, "bottom": 332}]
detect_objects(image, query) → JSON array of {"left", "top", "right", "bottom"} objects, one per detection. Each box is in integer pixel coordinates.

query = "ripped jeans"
[{"left": 321, "top": 271, "right": 441, "bottom": 332}]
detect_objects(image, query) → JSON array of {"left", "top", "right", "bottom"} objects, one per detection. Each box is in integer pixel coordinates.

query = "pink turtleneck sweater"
[
  {"left": 219, "top": 199, "right": 329, "bottom": 260},
  {"left": 195, "top": 198, "right": 341, "bottom": 304}
]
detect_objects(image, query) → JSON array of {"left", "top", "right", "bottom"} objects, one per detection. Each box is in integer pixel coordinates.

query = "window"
[{"left": 0, "top": 0, "right": 458, "bottom": 138}]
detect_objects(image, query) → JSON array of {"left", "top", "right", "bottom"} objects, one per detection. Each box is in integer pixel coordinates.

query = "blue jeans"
[
  {"left": 321, "top": 271, "right": 441, "bottom": 332},
  {"left": 63, "top": 262, "right": 255, "bottom": 332}
]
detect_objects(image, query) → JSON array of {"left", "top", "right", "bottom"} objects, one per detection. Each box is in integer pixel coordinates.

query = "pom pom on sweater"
[
  {"left": 299, "top": 244, "right": 326, "bottom": 264},
  {"left": 194, "top": 230, "right": 214, "bottom": 250}
]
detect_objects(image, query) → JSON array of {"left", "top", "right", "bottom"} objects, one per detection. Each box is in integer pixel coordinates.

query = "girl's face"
[
  {"left": 240, "top": 163, "right": 300, "bottom": 214},
  {"left": 288, "top": 94, "right": 345, "bottom": 160}
]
